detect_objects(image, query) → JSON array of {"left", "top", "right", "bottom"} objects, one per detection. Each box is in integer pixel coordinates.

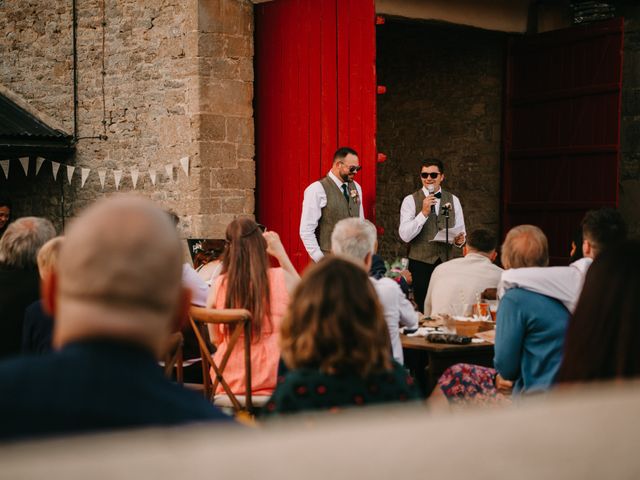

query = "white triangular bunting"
[
  {"left": 164, "top": 164, "right": 173, "bottom": 182},
  {"left": 0, "top": 160, "right": 9, "bottom": 179},
  {"left": 19, "top": 157, "right": 29, "bottom": 176},
  {"left": 114, "top": 170, "right": 123, "bottom": 190},
  {"left": 66, "top": 165, "right": 75, "bottom": 184},
  {"left": 35, "top": 157, "right": 45, "bottom": 175},
  {"left": 131, "top": 169, "right": 139, "bottom": 189},
  {"left": 179, "top": 156, "right": 189, "bottom": 176},
  {"left": 98, "top": 169, "right": 107, "bottom": 190},
  {"left": 81, "top": 168, "right": 90, "bottom": 188},
  {"left": 51, "top": 161, "right": 60, "bottom": 181},
  {"left": 149, "top": 169, "right": 157, "bottom": 186}
]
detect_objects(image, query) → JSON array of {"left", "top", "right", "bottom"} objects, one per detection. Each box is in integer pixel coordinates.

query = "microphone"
[{"left": 427, "top": 185, "right": 436, "bottom": 214}]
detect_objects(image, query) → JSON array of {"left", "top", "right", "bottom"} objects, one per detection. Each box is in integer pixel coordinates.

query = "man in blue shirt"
[{"left": 494, "top": 225, "right": 570, "bottom": 394}]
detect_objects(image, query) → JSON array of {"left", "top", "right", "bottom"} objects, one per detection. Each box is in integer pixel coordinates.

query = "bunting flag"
[
  {"left": 98, "top": 169, "right": 107, "bottom": 190},
  {"left": 0, "top": 154, "right": 192, "bottom": 190},
  {"left": 180, "top": 156, "right": 189, "bottom": 176},
  {"left": 0, "top": 160, "right": 9, "bottom": 179},
  {"left": 114, "top": 170, "right": 123, "bottom": 190},
  {"left": 19, "top": 157, "right": 29, "bottom": 176},
  {"left": 81, "top": 168, "right": 90, "bottom": 188},
  {"left": 51, "top": 161, "right": 60, "bottom": 181},
  {"left": 130, "top": 169, "right": 139, "bottom": 189},
  {"left": 66, "top": 165, "right": 75, "bottom": 184},
  {"left": 35, "top": 157, "right": 45, "bottom": 175}
]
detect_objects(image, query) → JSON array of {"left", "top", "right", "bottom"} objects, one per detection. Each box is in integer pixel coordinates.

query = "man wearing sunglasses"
[
  {"left": 399, "top": 159, "right": 466, "bottom": 312},
  {"left": 300, "top": 147, "right": 364, "bottom": 262}
]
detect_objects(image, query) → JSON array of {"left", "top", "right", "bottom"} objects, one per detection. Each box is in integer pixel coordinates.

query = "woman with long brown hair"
[
  {"left": 555, "top": 239, "right": 640, "bottom": 383},
  {"left": 264, "top": 256, "right": 419, "bottom": 415},
  {"left": 206, "top": 218, "right": 299, "bottom": 396}
]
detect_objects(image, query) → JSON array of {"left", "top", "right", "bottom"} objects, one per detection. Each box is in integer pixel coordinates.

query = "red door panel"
[
  {"left": 255, "top": 0, "right": 376, "bottom": 272},
  {"left": 503, "top": 18, "right": 623, "bottom": 265}
]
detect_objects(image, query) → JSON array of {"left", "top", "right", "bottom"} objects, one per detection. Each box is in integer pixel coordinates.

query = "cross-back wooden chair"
[
  {"left": 161, "top": 331, "right": 184, "bottom": 384},
  {"left": 188, "top": 306, "right": 255, "bottom": 414}
]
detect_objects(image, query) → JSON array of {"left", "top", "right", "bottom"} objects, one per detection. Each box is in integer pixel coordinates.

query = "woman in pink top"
[{"left": 206, "top": 218, "right": 299, "bottom": 396}]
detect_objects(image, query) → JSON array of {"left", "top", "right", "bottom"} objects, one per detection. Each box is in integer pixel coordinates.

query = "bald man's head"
[
  {"left": 49, "top": 196, "right": 186, "bottom": 352},
  {"left": 501, "top": 225, "right": 549, "bottom": 270}
]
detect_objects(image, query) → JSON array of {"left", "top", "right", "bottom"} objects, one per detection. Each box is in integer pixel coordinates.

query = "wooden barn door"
[
  {"left": 255, "top": 0, "right": 377, "bottom": 272},
  {"left": 503, "top": 18, "right": 624, "bottom": 264}
]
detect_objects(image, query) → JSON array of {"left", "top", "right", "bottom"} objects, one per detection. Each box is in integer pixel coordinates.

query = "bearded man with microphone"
[{"left": 399, "top": 159, "right": 466, "bottom": 313}]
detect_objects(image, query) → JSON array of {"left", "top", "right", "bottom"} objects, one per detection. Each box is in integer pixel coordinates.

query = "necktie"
[
  {"left": 434, "top": 192, "right": 442, "bottom": 199},
  {"left": 341, "top": 184, "right": 350, "bottom": 202}
]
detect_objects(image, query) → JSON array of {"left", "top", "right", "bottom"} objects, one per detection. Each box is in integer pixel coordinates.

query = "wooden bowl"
[{"left": 455, "top": 319, "right": 482, "bottom": 337}]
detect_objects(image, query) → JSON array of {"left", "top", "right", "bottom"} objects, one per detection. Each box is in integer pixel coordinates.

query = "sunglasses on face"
[
  {"left": 421, "top": 172, "right": 440, "bottom": 179},
  {"left": 347, "top": 165, "right": 362, "bottom": 174}
]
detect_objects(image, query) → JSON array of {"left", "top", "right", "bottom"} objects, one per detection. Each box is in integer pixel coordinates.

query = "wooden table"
[{"left": 401, "top": 334, "right": 494, "bottom": 396}]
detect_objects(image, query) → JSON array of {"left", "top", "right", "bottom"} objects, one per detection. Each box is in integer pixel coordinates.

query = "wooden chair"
[
  {"left": 188, "top": 306, "right": 255, "bottom": 414},
  {"left": 161, "top": 331, "right": 184, "bottom": 384}
]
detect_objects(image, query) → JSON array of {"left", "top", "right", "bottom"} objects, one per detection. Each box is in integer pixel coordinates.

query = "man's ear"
[
  {"left": 364, "top": 252, "right": 373, "bottom": 271},
  {"left": 463, "top": 245, "right": 469, "bottom": 256},
  {"left": 583, "top": 239, "right": 593, "bottom": 258},
  {"left": 173, "top": 287, "right": 192, "bottom": 331},
  {"left": 489, "top": 250, "right": 498, "bottom": 262},
  {"left": 41, "top": 270, "right": 57, "bottom": 316}
]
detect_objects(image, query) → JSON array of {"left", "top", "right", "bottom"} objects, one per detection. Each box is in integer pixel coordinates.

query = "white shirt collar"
[
  {"left": 328, "top": 170, "right": 346, "bottom": 188},
  {"left": 422, "top": 186, "right": 442, "bottom": 196}
]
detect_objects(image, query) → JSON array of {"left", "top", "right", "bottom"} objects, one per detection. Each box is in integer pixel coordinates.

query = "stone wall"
[
  {"left": 376, "top": 19, "right": 505, "bottom": 260},
  {"left": 619, "top": 1, "right": 640, "bottom": 239},
  {"left": 0, "top": 0, "right": 255, "bottom": 239}
]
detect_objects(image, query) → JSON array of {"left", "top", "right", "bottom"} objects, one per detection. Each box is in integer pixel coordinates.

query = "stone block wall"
[
  {"left": 376, "top": 19, "right": 505, "bottom": 261},
  {"left": 0, "top": 0, "right": 255, "bottom": 240},
  {"left": 618, "top": 2, "right": 640, "bottom": 239}
]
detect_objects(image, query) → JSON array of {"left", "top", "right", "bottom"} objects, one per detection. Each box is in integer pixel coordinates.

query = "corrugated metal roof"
[{"left": 0, "top": 94, "right": 71, "bottom": 140}]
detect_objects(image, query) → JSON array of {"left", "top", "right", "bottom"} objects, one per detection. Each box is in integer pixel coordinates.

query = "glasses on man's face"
[
  {"left": 421, "top": 172, "right": 440, "bottom": 179},
  {"left": 347, "top": 165, "right": 362, "bottom": 174}
]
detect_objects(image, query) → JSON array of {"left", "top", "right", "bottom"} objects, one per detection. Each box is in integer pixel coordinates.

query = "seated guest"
[
  {"left": 0, "top": 197, "right": 228, "bottom": 440},
  {"left": 499, "top": 208, "right": 627, "bottom": 312},
  {"left": 206, "top": 218, "right": 299, "bottom": 396},
  {"left": 436, "top": 225, "right": 569, "bottom": 404},
  {"left": 494, "top": 225, "right": 570, "bottom": 394},
  {"left": 556, "top": 240, "right": 640, "bottom": 384},
  {"left": 0, "top": 217, "right": 56, "bottom": 359},
  {"left": 264, "top": 256, "right": 420, "bottom": 415},
  {"left": 22, "top": 236, "right": 64, "bottom": 355},
  {"left": 0, "top": 195, "right": 11, "bottom": 238},
  {"left": 424, "top": 228, "right": 502, "bottom": 317},
  {"left": 331, "top": 218, "right": 418, "bottom": 365}
]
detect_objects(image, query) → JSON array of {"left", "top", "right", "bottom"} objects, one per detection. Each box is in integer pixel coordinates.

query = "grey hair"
[
  {"left": 0, "top": 217, "right": 56, "bottom": 269},
  {"left": 331, "top": 218, "right": 377, "bottom": 262},
  {"left": 501, "top": 224, "right": 548, "bottom": 269}
]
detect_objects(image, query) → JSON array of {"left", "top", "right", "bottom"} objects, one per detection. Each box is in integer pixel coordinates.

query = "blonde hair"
[
  {"left": 37, "top": 236, "right": 64, "bottom": 277},
  {"left": 501, "top": 225, "right": 548, "bottom": 269}
]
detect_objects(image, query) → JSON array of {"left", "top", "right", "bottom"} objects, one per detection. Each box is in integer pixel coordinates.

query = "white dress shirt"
[
  {"left": 371, "top": 277, "right": 419, "bottom": 365},
  {"left": 299, "top": 171, "right": 364, "bottom": 262},
  {"left": 182, "top": 263, "right": 209, "bottom": 307},
  {"left": 498, "top": 257, "right": 593, "bottom": 313},
  {"left": 398, "top": 187, "right": 465, "bottom": 243},
  {"left": 424, "top": 253, "right": 503, "bottom": 316}
]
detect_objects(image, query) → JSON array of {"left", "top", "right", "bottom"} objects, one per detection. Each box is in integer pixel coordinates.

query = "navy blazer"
[{"left": 0, "top": 339, "right": 230, "bottom": 441}]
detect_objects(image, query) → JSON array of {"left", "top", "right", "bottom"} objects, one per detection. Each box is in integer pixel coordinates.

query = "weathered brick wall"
[
  {"left": 0, "top": 0, "right": 255, "bottom": 239},
  {"left": 376, "top": 20, "right": 505, "bottom": 261},
  {"left": 619, "top": 2, "right": 640, "bottom": 239}
]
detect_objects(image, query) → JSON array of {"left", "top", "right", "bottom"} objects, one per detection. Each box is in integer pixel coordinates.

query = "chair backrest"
[
  {"left": 188, "top": 306, "right": 254, "bottom": 414},
  {"left": 161, "top": 332, "right": 184, "bottom": 383}
]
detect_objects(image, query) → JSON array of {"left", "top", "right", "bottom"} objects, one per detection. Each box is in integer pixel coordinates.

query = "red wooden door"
[
  {"left": 503, "top": 18, "right": 624, "bottom": 264},
  {"left": 255, "top": 0, "right": 377, "bottom": 272}
]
